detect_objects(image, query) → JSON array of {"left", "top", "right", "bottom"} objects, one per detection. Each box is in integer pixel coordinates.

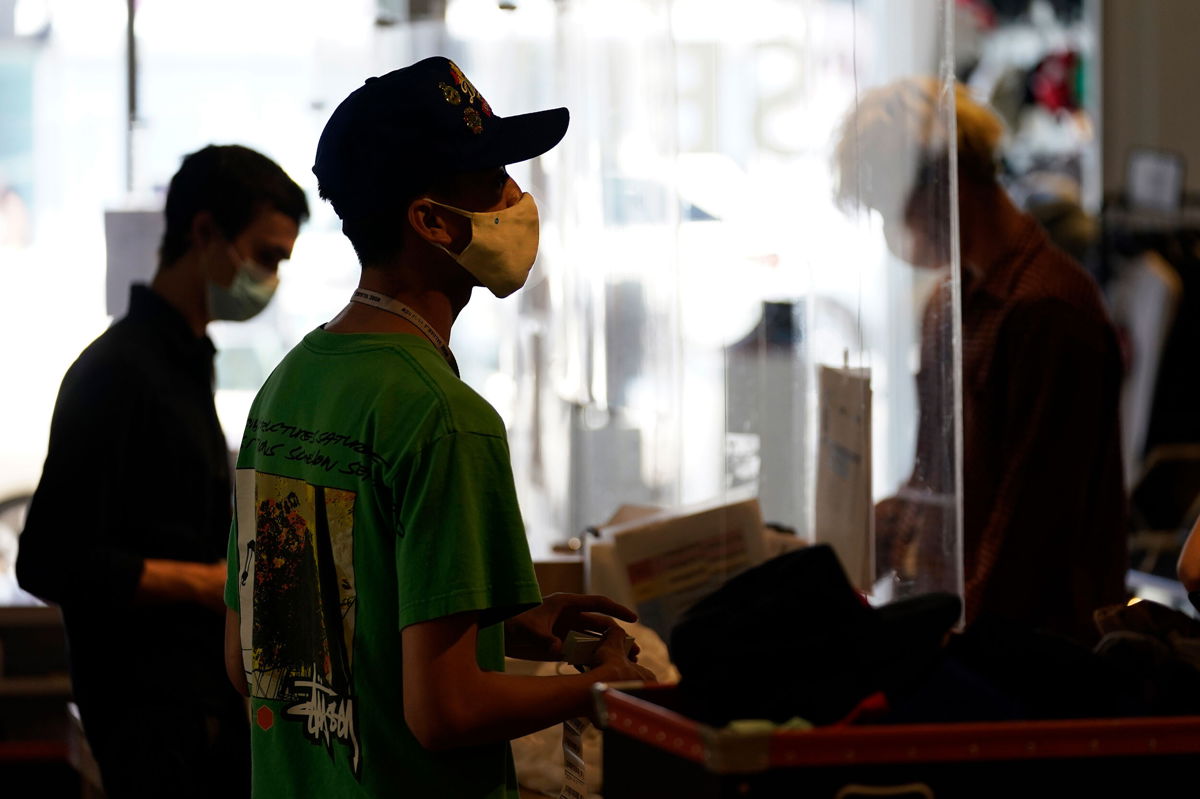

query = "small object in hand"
[{"left": 563, "top": 629, "right": 634, "bottom": 668}]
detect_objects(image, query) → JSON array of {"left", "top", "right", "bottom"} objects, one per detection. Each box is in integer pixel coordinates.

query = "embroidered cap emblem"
[
  {"left": 438, "top": 82, "right": 462, "bottom": 105},
  {"left": 448, "top": 61, "right": 480, "bottom": 105},
  {"left": 445, "top": 60, "right": 493, "bottom": 131},
  {"left": 464, "top": 107, "right": 483, "bottom": 135}
]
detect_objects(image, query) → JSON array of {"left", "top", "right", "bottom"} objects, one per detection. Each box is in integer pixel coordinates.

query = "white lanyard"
[
  {"left": 349, "top": 289, "right": 460, "bottom": 377},
  {"left": 559, "top": 716, "right": 589, "bottom": 799}
]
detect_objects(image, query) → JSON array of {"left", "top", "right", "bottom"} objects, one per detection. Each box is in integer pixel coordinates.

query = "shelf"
[{"left": 0, "top": 675, "right": 72, "bottom": 698}]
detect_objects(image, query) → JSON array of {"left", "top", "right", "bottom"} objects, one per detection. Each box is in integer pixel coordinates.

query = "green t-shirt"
[{"left": 225, "top": 328, "right": 541, "bottom": 798}]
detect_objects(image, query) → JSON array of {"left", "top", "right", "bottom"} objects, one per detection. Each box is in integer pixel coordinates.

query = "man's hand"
[
  {"left": 189, "top": 561, "right": 229, "bottom": 613},
  {"left": 591, "top": 626, "right": 657, "bottom": 685},
  {"left": 404, "top": 609, "right": 653, "bottom": 750},
  {"left": 504, "top": 592, "right": 638, "bottom": 662},
  {"left": 137, "top": 559, "right": 228, "bottom": 614}
]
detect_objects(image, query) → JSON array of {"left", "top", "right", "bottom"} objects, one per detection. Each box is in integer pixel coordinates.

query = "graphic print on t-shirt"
[{"left": 235, "top": 469, "right": 360, "bottom": 776}]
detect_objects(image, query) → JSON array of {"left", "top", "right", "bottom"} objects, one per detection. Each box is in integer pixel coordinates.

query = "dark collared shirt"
[
  {"left": 18, "top": 284, "right": 233, "bottom": 707},
  {"left": 879, "top": 214, "right": 1128, "bottom": 643}
]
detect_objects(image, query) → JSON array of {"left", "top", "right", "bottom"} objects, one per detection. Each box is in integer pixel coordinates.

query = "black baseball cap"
[{"left": 313, "top": 56, "right": 569, "bottom": 221}]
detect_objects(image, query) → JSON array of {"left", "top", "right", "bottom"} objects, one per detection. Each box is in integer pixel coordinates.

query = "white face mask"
[
  {"left": 428, "top": 192, "right": 539, "bottom": 298},
  {"left": 208, "top": 248, "right": 280, "bottom": 321}
]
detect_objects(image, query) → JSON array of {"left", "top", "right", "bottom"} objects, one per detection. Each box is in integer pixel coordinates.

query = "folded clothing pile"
[
  {"left": 670, "top": 544, "right": 1200, "bottom": 728},
  {"left": 669, "top": 544, "right": 960, "bottom": 727}
]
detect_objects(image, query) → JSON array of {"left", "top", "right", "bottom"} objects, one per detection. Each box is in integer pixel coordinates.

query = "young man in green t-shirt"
[{"left": 223, "top": 57, "right": 654, "bottom": 797}]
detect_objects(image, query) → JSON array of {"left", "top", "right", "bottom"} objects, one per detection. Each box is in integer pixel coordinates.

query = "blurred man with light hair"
[{"left": 833, "top": 78, "right": 1126, "bottom": 643}]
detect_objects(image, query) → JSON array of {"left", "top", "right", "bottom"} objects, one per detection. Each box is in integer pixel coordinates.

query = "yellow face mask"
[{"left": 427, "top": 192, "right": 540, "bottom": 298}]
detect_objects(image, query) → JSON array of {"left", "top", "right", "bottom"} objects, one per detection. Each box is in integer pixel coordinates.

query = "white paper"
[
  {"left": 1127, "top": 149, "right": 1184, "bottom": 213},
  {"left": 105, "top": 208, "right": 165, "bottom": 317},
  {"left": 558, "top": 717, "right": 588, "bottom": 799},
  {"left": 814, "top": 365, "right": 873, "bottom": 591},
  {"left": 585, "top": 492, "right": 765, "bottom": 641}
]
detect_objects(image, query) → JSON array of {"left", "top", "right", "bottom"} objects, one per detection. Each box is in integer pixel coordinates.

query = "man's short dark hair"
[
  {"left": 319, "top": 183, "right": 424, "bottom": 267},
  {"left": 160, "top": 144, "right": 309, "bottom": 266}
]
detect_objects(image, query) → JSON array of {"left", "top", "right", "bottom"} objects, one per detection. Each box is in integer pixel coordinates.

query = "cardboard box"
[{"left": 585, "top": 494, "right": 765, "bottom": 642}]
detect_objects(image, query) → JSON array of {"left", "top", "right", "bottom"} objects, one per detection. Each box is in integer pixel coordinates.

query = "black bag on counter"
[{"left": 668, "top": 544, "right": 961, "bottom": 727}]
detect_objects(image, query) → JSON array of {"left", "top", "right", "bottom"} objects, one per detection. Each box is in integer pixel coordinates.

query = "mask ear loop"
[
  {"left": 426, "top": 193, "right": 532, "bottom": 222},
  {"left": 420, "top": 199, "right": 476, "bottom": 263},
  {"left": 424, "top": 197, "right": 478, "bottom": 220},
  {"left": 227, "top": 245, "right": 278, "bottom": 287}
]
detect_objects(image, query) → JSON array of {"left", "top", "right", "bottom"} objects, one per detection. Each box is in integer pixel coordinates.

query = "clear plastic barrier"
[
  {"left": 0, "top": 0, "right": 962, "bottom": 608},
  {"left": 520, "top": 0, "right": 964, "bottom": 607}
]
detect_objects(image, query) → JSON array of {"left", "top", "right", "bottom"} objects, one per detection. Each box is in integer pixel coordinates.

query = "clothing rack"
[{"left": 1101, "top": 193, "right": 1200, "bottom": 594}]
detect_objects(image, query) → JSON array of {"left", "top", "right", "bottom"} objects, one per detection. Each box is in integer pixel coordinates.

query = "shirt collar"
[
  {"left": 962, "top": 214, "right": 1043, "bottom": 303},
  {"left": 126, "top": 284, "right": 216, "bottom": 358}
]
